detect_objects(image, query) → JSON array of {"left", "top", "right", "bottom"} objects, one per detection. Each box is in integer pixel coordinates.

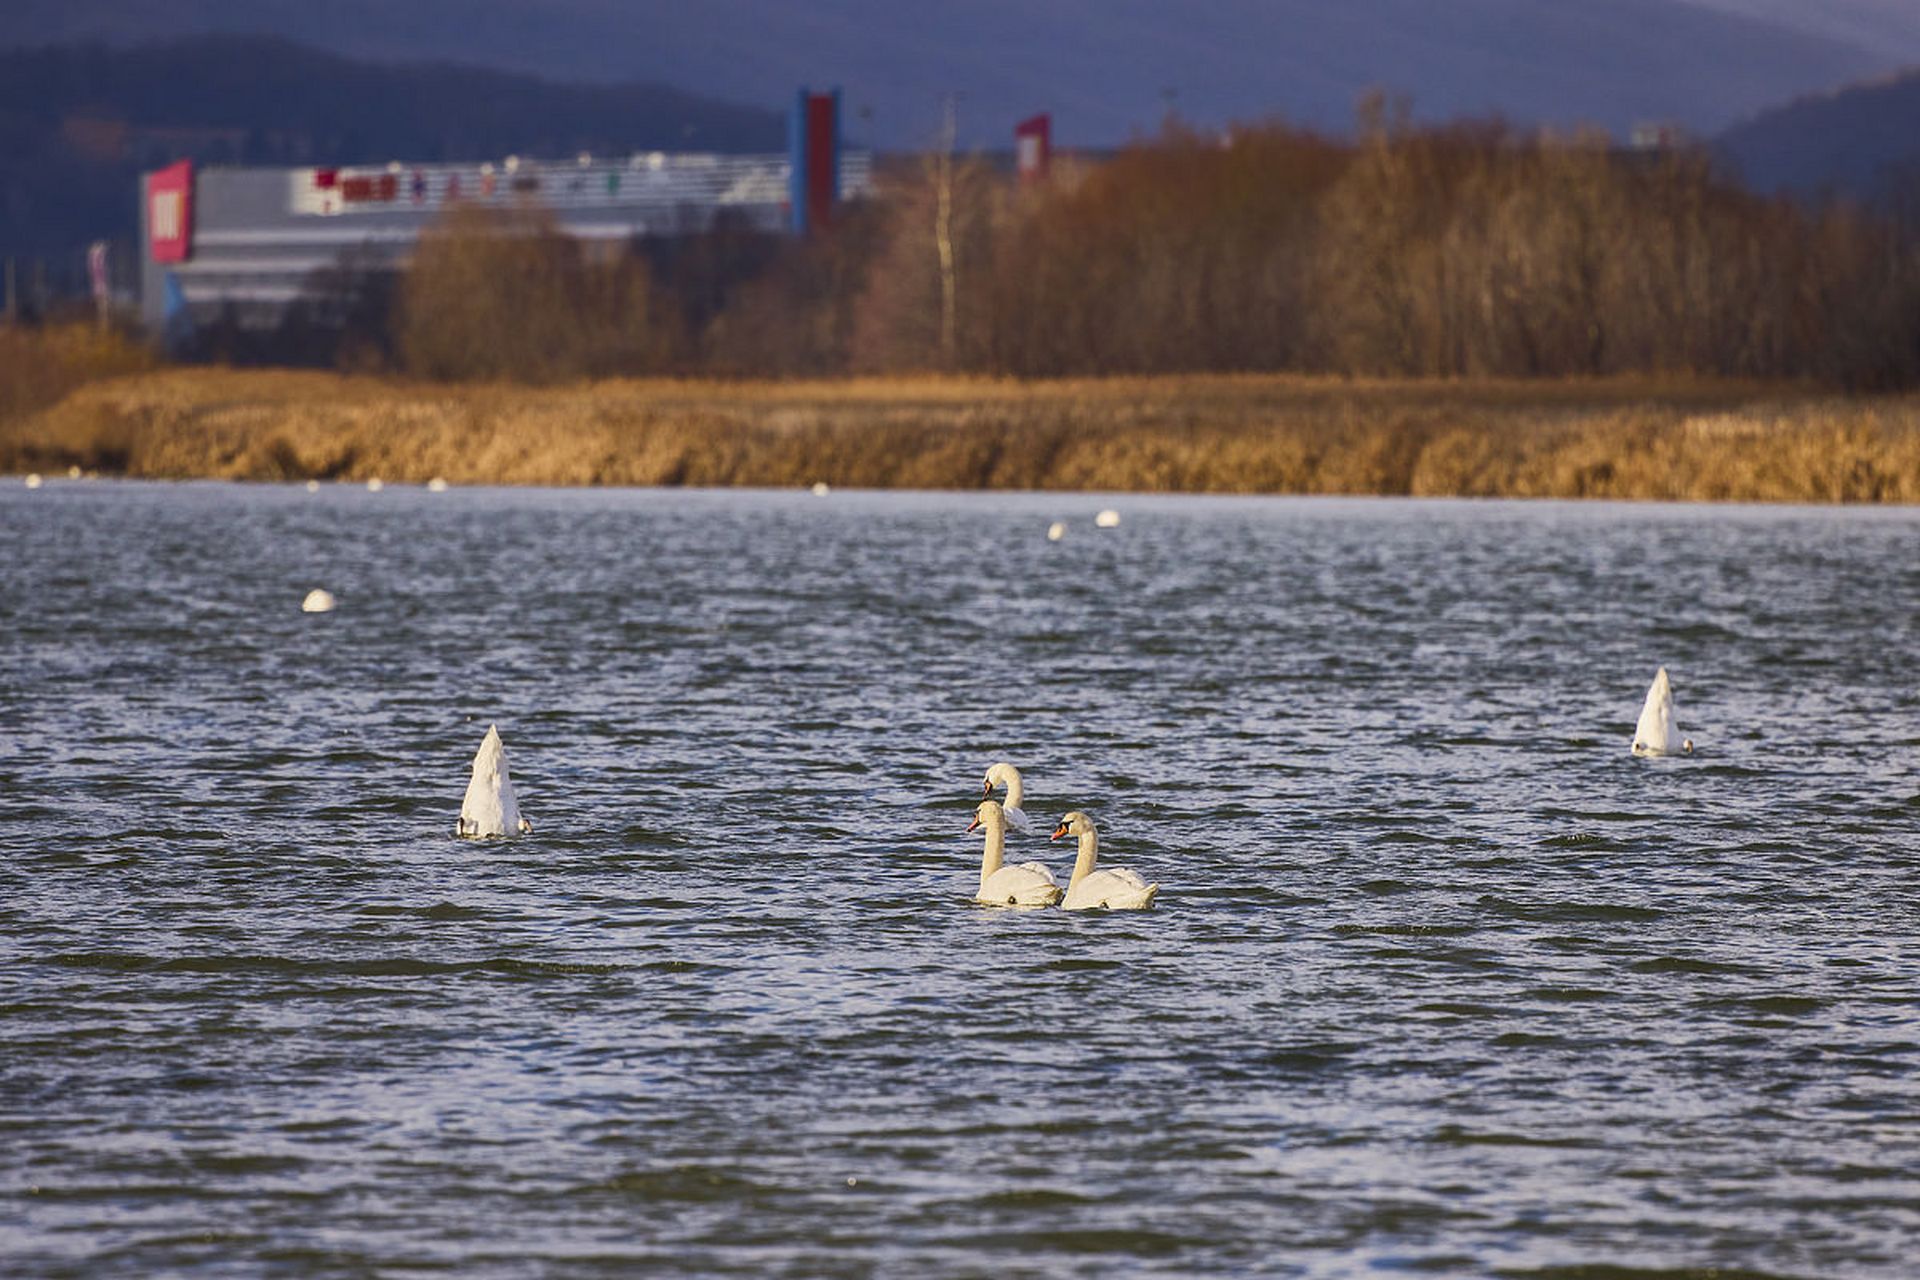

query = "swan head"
[
  {"left": 1050, "top": 810, "right": 1095, "bottom": 841},
  {"left": 1683, "top": 738, "right": 1695, "bottom": 755},
  {"left": 967, "top": 799, "right": 1007, "bottom": 835},
  {"left": 982, "top": 761, "right": 1020, "bottom": 797}
]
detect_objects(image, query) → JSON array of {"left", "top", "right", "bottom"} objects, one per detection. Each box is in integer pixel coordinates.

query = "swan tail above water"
[
  {"left": 1631, "top": 666, "right": 1693, "bottom": 757},
  {"left": 459, "top": 724, "right": 529, "bottom": 838},
  {"left": 1003, "top": 805, "right": 1031, "bottom": 832}
]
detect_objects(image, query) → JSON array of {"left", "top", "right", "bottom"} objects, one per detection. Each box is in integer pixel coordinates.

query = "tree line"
[{"left": 200, "top": 110, "right": 1920, "bottom": 389}]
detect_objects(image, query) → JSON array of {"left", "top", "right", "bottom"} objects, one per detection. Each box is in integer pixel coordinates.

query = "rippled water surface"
[{"left": 3, "top": 481, "right": 1918, "bottom": 1278}]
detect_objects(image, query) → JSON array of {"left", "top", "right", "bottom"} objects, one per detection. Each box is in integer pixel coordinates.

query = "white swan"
[
  {"left": 968, "top": 800, "right": 1061, "bottom": 907},
  {"left": 981, "top": 761, "right": 1032, "bottom": 831},
  {"left": 1051, "top": 811, "right": 1159, "bottom": 910},
  {"left": 458, "top": 724, "right": 533, "bottom": 837},
  {"left": 1631, "top": 666, "right": 1694, "bottom": 757}
]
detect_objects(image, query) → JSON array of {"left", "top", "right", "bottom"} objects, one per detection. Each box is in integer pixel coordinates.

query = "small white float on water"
[
  {"left": 458, "top": 724, "right": 533, "bottom": 837},
  {"left": 66, "top": 465, "right": 81, "bottom": 479},
  {"left": 301, "top": 589, "right": 336, "bottom": 613},
  {"left": 427, "top": 477, "right": 450, "bottom": 492},
  {"left": 24, "top": 473, "right": 43, "bottom": 489},
  {"left": 305, "top": 479, "right": 320, "bottom": 493},
  {"left": 366, "top": 477, "right": 384, "bottom": 493},
  {"left": 1047, "top": 521, "right": 1066, "bottom": 541},
  {"left": 1095, "top": 509, "right": 1121, "bottom": 528},
  {"left": 811, "top": 481, "right": 831, "bottom": 497}
]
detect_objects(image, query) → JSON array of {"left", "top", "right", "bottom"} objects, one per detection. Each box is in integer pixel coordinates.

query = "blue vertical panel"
[
  {"left": 828, "top": 87, "right": 842, "bottom": 207},
  {"left": 789, "top": 86, "right": 810, "bottom": 237}
]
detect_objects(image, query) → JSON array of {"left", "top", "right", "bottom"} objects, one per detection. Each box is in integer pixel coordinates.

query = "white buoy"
[
  {"left": 427, "top": 477, "right": 449, "bottom": 492},
  {"left": 305, "top": 479, "right": 320, "bottom": 493},
  {"left": 24, "top": 473, "right": 42, "bottom": 489},
  {"left": 366, "top": 477, "right": 384, "bottom": 493},
  {"left": 66, "top": 465, "right": 81, "bottom": 479},
  {"left": 1047, "top": 521, "right": 1066, "bottom": 541},
  {"left": 301, "top": 589, "right": 336, "bottom": 613},
  {"left": 810, "top": 481, "right": 831, "bottom": 497},
  {"left": 1095, "top": 509, "right": 1121, "bottom": 528}
]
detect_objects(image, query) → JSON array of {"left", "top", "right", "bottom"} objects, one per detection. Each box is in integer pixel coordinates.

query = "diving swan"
[
  {"left": 968, "top": 799, "right": 1062, "bottom": 907},
  {"left": 1631, "top": 667, "right": 1694, "bottom": 757},
  {"left": 981, "top": 762, "right": 1033, "bottom": 831},
  {"left": 458, "top": 724, "right": 533, "bottom": 837},
  {"left": 1050, "top": 811, "right": 1159, "bottom": 910}
]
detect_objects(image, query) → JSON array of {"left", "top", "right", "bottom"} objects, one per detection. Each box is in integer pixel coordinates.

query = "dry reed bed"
[{"left": 6, "top": 368, "right": 1920, "bottom": 502}]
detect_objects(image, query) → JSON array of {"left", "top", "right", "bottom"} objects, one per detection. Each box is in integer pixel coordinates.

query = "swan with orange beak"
[
  {"left": 1050, "top": 811, "right": 1159, "bottom": 910},
  {"left": 967, "top": 799, "right": 1061, "bottom": 907}
]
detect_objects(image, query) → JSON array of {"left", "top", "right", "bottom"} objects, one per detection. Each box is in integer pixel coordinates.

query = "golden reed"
[{"left": 5, "top": 364, "right": 1918, "bottom": 503}]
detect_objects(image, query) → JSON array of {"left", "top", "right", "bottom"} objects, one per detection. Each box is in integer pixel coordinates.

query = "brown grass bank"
[{"left": 5, "top": 368, "right": 1920, "bottom": 502}]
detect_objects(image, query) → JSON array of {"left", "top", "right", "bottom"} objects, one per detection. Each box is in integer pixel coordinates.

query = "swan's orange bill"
[
  {"left": 1049, "top": 824, "right": 1069, "bottom": 840},
  {"left": 966, "top": 816, "right": 981, "bottom": 833}
]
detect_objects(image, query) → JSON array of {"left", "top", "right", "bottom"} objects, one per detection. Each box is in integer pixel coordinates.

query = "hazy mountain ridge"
[
  {"left": 1, "top": 0, "right": 1896, "bottom": 147},
  {"left": 1714, "top": 67, "right": 1920, "bottom": 204}
]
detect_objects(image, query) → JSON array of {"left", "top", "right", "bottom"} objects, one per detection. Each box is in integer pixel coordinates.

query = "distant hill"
[
  {"left": 0, "top": 36, "right": 784, "bottom": 276},
  {"left": 1714, "top": 67, "right": 1920, "bottom": 205},
  {"left": 2, "top": 0, "right": 1899, "bottom": 149}
]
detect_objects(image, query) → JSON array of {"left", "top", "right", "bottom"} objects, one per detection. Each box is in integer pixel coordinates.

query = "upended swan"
[
  {"left": 981, "top": 762, "right": 1032, "bottom": 831},
  {"left": 1050, "top": 811, "right": 1159, "bottom": 910},
  {"left": 967, "top": 799, "right": 1062, "bottom": 907},
  {"left": 458, "top": 724, "right": 533, "bottom": 837},
  {"left": 1631, "top": 667, "right": 1695, "bottom": 757}
]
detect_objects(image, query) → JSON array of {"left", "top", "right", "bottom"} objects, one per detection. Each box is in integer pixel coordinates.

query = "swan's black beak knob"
[{"left": 980, "top": 779, "right": 992, "bottom": 797}]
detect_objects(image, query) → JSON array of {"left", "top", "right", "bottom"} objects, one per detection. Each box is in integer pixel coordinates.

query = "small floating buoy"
[
  {"left": 1047, "top": 521, "right": 1066, "bottom": 542},
  {"left": 427, "top": 477, "right": 449, "bottom": 492},
  {"left": 66, "top": 465, "right": 81, "bottom": 479},
  {"left": 810, "top": 481, "right": 831, "bottom": 497},
  {"left": 301, "top": 589, "right": 336, "bottom": 613},
  {"left": 1095, "top": 509, "right": 1121, "bottom": 528},
  {"left": 24, "top": 473, "right": 42, "bottom": 489},
  {"left": 305, "top": 479, "right": 320, "bottom": 493},
  {"left": 366, "top": 478, "right": 384, "bottom": 493}
]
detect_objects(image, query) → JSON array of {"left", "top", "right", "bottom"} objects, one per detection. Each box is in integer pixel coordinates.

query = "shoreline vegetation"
[
  {"left": 6, "top": 112, "right": 1920, "bottom": 503},
  {"left": 6, "top": 364, "right": 1919, "bottom": 502}
]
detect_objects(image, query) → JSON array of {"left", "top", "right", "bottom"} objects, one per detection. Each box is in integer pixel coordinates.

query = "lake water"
[{"left": 3, "top": 480, "right": 1917, "bottom": 1278}]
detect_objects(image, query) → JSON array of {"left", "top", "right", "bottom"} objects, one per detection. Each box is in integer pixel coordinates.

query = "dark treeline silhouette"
[{"left": 226, "top": 113, "right": 1920, "bottom": 389}]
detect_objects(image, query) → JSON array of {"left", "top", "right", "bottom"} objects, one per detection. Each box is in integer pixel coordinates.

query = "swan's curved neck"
[
  {"left": 979, "top": 822, "right": 1006, "bottom": 887},
  {"left": 1002, "top": 772, "right": 1024, "bottom": 808},
  {"left": 1068, "top": 828, "right": 1099, "bottom": 889}
]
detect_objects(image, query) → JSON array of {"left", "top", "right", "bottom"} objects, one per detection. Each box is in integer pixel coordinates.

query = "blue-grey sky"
[{"left": 8, "top": 0, "right": 1918, "bottom": 146}]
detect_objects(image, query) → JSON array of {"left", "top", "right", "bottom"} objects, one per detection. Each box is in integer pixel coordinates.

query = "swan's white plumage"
[
  {"left": 458, "top": 724, "right": 532, "bottom": 837},
  {"left": 301, "top": 588, "right": 335, "bottom": 613},
  {"left": 981, "top": 762, "right": 1032, "bottom": 831},
  {"left": 1052, "top": 810, "right": 1158, "bottom": 910},
  {"left": 969, "top": 800, "right": 1060, "bottom": 907},
  {"left": 1631, "top": 666, "right": 1693, "bottom": 757}
]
